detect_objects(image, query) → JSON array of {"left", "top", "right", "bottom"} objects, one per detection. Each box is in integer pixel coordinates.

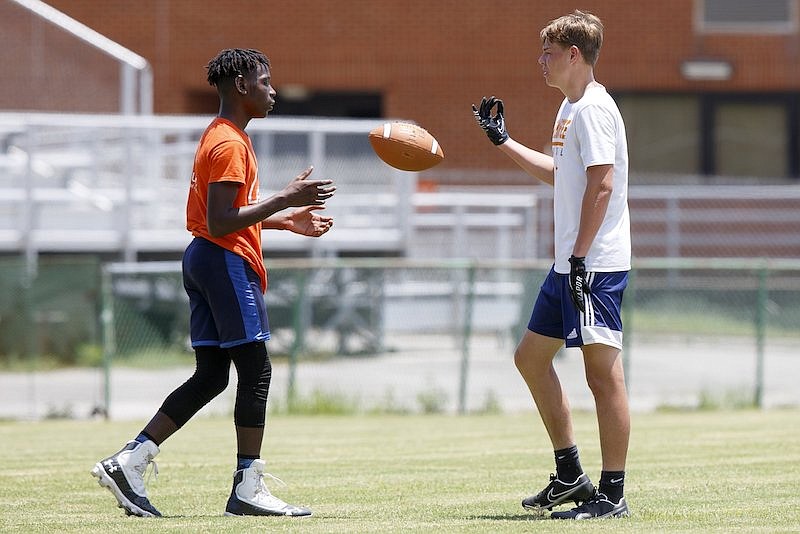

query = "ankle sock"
[
  {"left": 554, "top": 445, "right": 583, "bottom": 482},
  {"left": 237, "top": 455, "right": 259, "bottom": 470},
  {"left": 599, "top": 470, "right": 625, "bottom": 502}
]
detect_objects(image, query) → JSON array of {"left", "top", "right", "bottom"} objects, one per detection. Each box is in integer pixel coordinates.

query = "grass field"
[{"left": 1, "top": 410, "right": 799, "bottom": 533}]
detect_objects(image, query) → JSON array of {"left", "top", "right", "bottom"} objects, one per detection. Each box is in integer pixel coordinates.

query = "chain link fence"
[{"left": 1, "top": 256, "right": 798, "bottom": 419}]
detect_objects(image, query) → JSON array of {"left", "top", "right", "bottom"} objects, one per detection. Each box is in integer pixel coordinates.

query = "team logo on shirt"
[{"left": 552, "top": 119, "right": 571, "bottom": 157}]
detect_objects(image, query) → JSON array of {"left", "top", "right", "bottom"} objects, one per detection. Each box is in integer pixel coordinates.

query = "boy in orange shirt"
[{"left": 92, "top": 48, "right": 335, "bottom": 518}]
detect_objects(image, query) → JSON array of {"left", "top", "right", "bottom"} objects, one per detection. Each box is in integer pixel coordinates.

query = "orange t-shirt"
[{"left": 186, "top": 117, "right": 267, "bottom": 291}]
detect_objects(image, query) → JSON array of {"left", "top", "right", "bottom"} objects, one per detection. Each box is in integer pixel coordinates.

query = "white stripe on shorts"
[{"left": 583, "top": 272, "right": 595, "bottom": 327}]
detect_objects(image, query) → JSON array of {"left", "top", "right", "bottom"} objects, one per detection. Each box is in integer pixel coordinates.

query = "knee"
[
  {"left": 514, "top": 346, "right": 530, "bottom": 373},
  {"left": 514, "top": 343, "right": 549, "bottom": 375},
  {"left": 185, "top": 368, "right": 229, "bottom": 401},
  {"left": 205, "top": 371, "right": 230, "bottom": 398},
  {"left": 586, "top": 371, "right": 624, "bottom": 400},
  {"left": 237, "top": 355, "right": 271, "bottom": 390}
]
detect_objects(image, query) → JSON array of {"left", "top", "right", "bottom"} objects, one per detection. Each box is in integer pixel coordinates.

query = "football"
[{"left": 368, "top": 122, "right": 444, "bottom": 171}]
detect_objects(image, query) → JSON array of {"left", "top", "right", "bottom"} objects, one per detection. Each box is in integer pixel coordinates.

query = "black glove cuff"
[{"left": 490, "top": 131, "right": 509, "bottom": 146}]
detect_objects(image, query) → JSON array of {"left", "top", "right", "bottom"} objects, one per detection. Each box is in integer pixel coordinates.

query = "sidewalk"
[{"left": 0, "top": 335, "right": 796, "bottom": 420}]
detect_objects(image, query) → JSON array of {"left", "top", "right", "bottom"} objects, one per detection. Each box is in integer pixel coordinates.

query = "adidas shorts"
[
  {"left": 527, "top": 266, "right": 628, "bottom": 349},
  {"left": 182, "top": 237, "right": 270, "bottom": 348}
]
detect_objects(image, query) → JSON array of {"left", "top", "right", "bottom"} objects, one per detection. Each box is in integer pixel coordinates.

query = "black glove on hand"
[
  {"left": 568, "top": 255, "right": 590, "bottom": 313},
  {"left": 472, "top": 96, "right": 509, "bottom": 146}
]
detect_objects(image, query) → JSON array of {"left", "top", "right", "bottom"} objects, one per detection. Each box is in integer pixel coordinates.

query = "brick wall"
[{"left": 8, "top": 0, "right": 800, "bottom": 173}]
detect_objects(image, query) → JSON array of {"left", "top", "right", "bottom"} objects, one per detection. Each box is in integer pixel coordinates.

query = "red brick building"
[{"left": 2, "top": 0, "right": 799, "bottom": 181}]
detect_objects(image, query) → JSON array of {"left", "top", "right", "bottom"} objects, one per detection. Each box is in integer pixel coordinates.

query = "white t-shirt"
[{"left": 551, "top": 84, "right": 631, "bottom": 274}]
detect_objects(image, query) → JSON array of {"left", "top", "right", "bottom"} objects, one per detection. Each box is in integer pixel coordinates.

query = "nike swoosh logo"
[
  {"left": 546, "top": 480, "right": 584, "bottom": 500},
  {"left": 610, "top": 478, "right": 624, "bottom": 484}
]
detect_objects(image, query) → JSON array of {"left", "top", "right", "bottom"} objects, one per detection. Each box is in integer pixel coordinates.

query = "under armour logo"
[{"left": 103, "top": 460, "right": 120, "bottom": 473}]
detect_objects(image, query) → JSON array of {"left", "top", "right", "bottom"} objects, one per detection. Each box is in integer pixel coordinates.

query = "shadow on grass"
[{"left": 470, "top": 514, "right": 550, "bottom": 521}]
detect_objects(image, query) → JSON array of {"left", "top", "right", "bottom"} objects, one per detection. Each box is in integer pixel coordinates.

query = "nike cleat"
[
  {"left": 522, "top": 473, "right": 594, "bottom": 515},
  {"left": 550, "top": 491, "right": 629, "bottom": 520}
]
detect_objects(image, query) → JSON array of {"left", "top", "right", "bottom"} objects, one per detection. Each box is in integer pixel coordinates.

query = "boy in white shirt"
[{"left": 473, "top": 10, "right": 631, "bottom": 520}]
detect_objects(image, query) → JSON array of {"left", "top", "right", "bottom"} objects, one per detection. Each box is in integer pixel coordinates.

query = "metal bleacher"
[
  {"left": 2, "top": 112, "right": 800, "bottom": 273},
  {"left": 0, "top": 113, "right": 416, "bottom": 267}
]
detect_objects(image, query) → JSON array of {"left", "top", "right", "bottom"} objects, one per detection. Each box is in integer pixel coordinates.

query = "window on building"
[
  {"left": 714, "top": 101, "right": 788, "bottom": 178},
  {"left": 616, "top": 92, "right": 799, "bottom": 179},
  {"left": 697, "top": 0, "right": 797, "bottom": 34},
  {"left": 184, "top": 89, "right": 383, "bottom": 118},
  {"left": 271, "top": 91, "right": 382, "bottom": 118},
  {"left": 618, "top": 95, "right": 701, "bottom": 174}
]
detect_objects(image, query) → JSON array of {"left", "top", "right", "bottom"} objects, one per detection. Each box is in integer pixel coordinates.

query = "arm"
[
  {"left": 572, "top": 163, "right": 613, "bottom": 257},
  {"left": 473, "top": 96, "right": 554, "bottom": 186},
  {"left": 566, "top": 163, "right": 613, "bottom": 312},
  {"left": 207, "top": 166, "right": 335, "bottom": 237},
  {"left": 497, "top": 139, "right": 555, "bottom": 186}
]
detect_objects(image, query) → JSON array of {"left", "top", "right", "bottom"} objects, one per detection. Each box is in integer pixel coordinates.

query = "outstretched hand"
[
  {"left": 472, "top": 96, "right": 509, "bottom": 146},
  {"left": 284, "top": 205, "right": 334, "bottom": 237},
  {"left": 282, "top": 166, "right": 336, "bottom": 208}
]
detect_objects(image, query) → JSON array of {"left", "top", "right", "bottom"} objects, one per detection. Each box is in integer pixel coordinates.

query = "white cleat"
[
  {"left": 91, "top": 440, "right": 161, "bottom": 517},
  {"left": 224, "top": 459, "right": 311, "bottom": 517}
]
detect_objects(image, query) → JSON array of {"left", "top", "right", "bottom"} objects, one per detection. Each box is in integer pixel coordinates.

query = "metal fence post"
[
  {"left": 100, "top": 265, "right": 115, "bottom": 420},
  {"left": 754, "top": 263, "right": 768, "bottom": 408},
  {"left": 288, "top": 269, "right": 308, "bottom": 407},
  {"left": 458, "top": 263, "right": 476, "bottom": 415}
]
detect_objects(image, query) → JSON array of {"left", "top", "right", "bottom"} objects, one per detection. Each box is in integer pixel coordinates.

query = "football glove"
[
  {"left": 472, "top": 96, "right": 509, "bottom": 146},
  {"left": 568, "top": 255, "right": 590, "bottom": 313}
]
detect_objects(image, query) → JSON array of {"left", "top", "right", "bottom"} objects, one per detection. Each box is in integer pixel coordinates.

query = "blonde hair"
[{"left": 540, "top": 10, "right": 604, "bottom": 66}]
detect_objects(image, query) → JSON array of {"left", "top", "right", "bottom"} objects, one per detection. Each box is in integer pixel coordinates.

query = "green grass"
[{"left": 1, "top": 411, "right": 800, "bottom": 533}]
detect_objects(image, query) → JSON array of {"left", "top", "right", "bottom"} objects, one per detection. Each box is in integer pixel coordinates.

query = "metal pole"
[
  {"left": 754, "top": 264, "right": 767, "bottom": 408},
  {"left": 122, "top": 126, "right": 135, "bottom": 261},
  {"left": 100, "top": 265, "right": 116, "bottom": 420},
  {"left": 458, "top": 263, "right": 476, "bottom": 415},
  {"left": 139, "top": 66, "right": 154, "bottom": 115},
  {"left": 288, "top": 269, "right": 308, "bottom": 408},
  {"left": 121, "top": 63, "right": 135, "bottom": 115},
  {"left": 21, "top": 129, "right": 38, "bottom": 278}
]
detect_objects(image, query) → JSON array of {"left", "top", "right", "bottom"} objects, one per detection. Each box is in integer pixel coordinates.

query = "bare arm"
[
  {"left": 207, "top": 166, "right": 335, "bottom": 237},
  {"left": 572, "top": 163, "right": 613, "bottom": 257},
  {"left": 497, "top": 138, "right": 555, "bottom": 186},
  {"left": 472, "top": 96, "right": 555, "bottom": 186}
]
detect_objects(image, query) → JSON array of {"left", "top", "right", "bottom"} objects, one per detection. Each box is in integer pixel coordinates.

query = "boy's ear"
[{"left": 235, "top": 74, "right": 247, "bottom": 94}]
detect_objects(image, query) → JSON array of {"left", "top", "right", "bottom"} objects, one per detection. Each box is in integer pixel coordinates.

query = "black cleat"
[
  {"left": 550, "top": 491, "right": 629, "bottom": 520},
  {"left": 522, "top": 473, "right": 595, "bottom": 514}
]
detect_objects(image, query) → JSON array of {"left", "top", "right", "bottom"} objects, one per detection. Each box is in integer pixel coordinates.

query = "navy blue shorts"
[
  {"left": 527, "top": 266, "right": 628, "bottom": 349},
  {"left": 182, "top": 237, "right": 270, "bottom": 348}
]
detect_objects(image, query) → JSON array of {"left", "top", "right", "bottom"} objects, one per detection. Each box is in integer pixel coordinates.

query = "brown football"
[{"left": 368, "top": 122, "right": 444, "bottom": 171}]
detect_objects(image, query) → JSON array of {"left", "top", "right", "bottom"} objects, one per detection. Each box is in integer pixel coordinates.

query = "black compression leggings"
[{"left": 158, "top": 341, "right": 272, "bottom": 428}]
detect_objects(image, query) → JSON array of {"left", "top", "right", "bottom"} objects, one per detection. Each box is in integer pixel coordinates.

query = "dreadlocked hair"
[{"left": 206, "top": 48, "right": 270, "bottom": 87}]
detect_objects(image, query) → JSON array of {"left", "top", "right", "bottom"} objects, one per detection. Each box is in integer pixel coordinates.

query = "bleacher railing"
[{"left": 0, "top": 113, "right": 413, "bottom": 272}]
